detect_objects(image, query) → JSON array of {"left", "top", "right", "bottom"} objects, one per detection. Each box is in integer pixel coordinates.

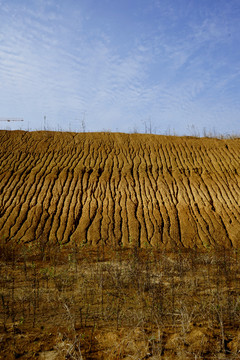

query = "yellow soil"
[{"left": 0, "top": 130, "right": 240, "bottom": 248}]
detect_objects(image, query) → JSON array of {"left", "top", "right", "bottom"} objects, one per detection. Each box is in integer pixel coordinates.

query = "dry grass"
[
  {"left": 1, "top": 130, "right": 240, "bottom": 358},
  {"left": 1, "top": 241, "right": 240, "bottom": 359}
]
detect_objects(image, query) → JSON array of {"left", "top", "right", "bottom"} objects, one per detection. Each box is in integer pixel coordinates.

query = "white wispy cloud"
[{"left": 0, "top": 0, "right": 239, "bottom": 134}]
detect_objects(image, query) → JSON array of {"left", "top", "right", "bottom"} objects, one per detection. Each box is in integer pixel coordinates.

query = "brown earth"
[
  {"left": 0, "top": 130, "right": 240, "bottom": 248},
  {"left": 1, "top": 244, "right": 240, "bottom": 359}
]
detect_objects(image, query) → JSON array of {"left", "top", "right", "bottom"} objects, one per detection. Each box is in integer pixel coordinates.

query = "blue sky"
[{"left": 0, "top": 0, "right": 240, "bottom": 135}]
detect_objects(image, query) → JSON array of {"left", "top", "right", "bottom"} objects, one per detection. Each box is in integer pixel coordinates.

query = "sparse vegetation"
[
  {"left": 1, "top": 130, "right": 240, "bottom": 358},
  {"left": 1, "top": 241, "right": 240, "bottom": 359}
]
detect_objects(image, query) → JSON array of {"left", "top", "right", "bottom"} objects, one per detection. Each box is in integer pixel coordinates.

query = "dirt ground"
[
  {"left": 1, "top": 130, "right": 240, "bottom": 358},
  {"left": 1, "top": 130, "right": 240, "bottom": 248},
  {"left": 1, "top": 243, "right": 240, "bottom": 359}
]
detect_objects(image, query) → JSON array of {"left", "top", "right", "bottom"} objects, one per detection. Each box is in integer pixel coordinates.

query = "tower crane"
[{"left": 0, "top": 118, "right": 24, "bottom": 122}]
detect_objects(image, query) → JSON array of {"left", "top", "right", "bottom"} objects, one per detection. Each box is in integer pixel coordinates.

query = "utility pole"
[
  {"left": 81, "top": 112, "right": 86, "bottom": 133},
  {"left": 75, "top": 111, "right": 86, "bottom": 133},
  {"left": 44, "top": 115, "right": 47, "bottom": 130}
]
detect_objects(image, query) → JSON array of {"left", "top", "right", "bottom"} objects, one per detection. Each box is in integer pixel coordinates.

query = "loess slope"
[{"left": 0, "top": 130, "right": 240, "bottom": 248}]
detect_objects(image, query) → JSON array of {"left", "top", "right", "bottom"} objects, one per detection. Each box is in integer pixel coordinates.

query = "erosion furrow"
[
  {"left": 1, "top": 131, "right": 240, "bottom": 248},
  {"left": 119, "top": 181, "right": 129, "bottom": 246},
  {"left": 101, "top": 185, "right": 112, "bottom": 245},
  {"left": 50, "top": 169, "right": 72, "bottom": 243},
  {"left": 87, "top": 187, "right": 102, "bottom": 246},
  {"left": 34, "top": 176, "right": 57, "bottom": 240},
  {"left": 58, "top": 170, "right": 77, "bottom": 244},
  {"left": 131, "top": 153, "right": 145, "bottom": 246}
]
